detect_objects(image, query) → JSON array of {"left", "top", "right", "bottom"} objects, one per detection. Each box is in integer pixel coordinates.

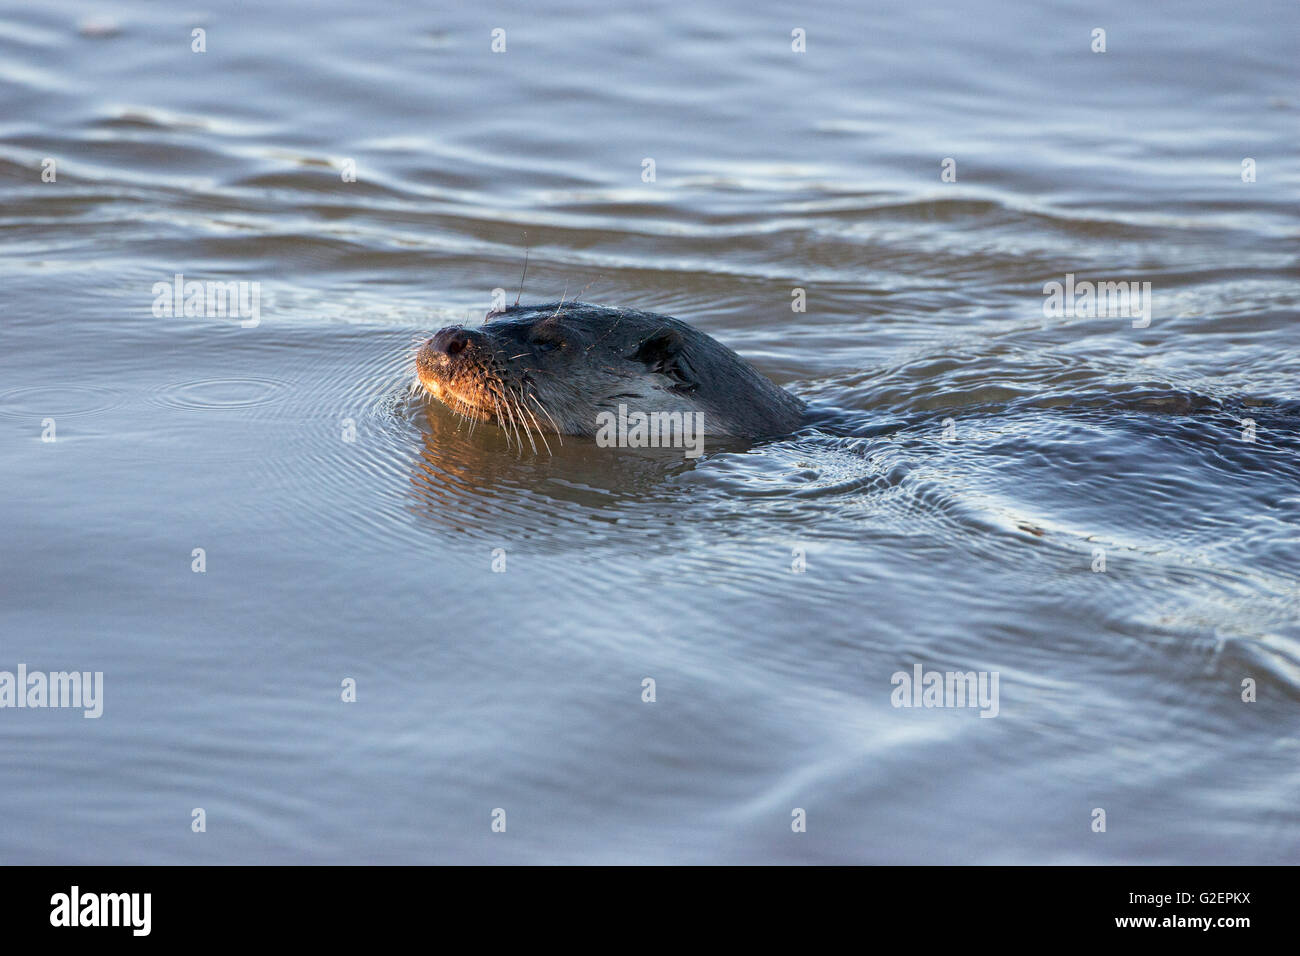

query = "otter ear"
[{"left": 632, "top": 329, "right": 697, "bottom": 393}]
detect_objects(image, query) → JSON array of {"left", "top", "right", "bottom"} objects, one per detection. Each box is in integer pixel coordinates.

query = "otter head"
[{"left": 415, "top": 302, "right": 804, "bottom": 445}]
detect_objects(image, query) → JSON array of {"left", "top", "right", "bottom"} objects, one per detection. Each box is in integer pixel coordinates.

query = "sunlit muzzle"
[{"left": 416, "top": 325, "right": 483, "bottom": 397}]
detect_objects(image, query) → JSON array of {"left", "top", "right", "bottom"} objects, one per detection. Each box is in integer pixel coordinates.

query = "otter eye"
[{"left": 530, "top": 332, "right": 563, "bottom": 351}]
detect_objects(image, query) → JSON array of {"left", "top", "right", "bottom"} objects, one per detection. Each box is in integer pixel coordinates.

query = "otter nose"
[{"left": 429, "top": 326, "right": 473, "bottom": 357}]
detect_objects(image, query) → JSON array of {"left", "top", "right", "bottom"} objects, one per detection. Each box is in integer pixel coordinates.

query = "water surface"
[{"left": 1, "top": 0, "right": 1297, "bottom": 863}]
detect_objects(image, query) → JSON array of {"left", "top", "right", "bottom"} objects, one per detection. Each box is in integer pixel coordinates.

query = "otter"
[{"left": 415, "top": 302, "right": 805, "bottom": 450}]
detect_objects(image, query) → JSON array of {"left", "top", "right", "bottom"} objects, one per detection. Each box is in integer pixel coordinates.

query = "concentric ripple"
[
  {"left": 0, "top": 383, "right": 125, "bottom": 420},
  {"left": 147, "top": 377, "right": 291, "bottom": 411}
]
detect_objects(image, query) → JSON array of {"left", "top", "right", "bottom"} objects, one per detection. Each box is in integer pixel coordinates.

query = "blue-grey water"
[{"left": 1, "top": 0, "right": 1297, "bottom": 863}]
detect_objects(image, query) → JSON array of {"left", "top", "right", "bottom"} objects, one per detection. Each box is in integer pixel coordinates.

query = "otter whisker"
[
  {"left": 550, "top": 282, "right": 571, "bottom": 319},
  {"left": 509, "top": 391, "right": 538, "bottom": 454},
  {"left": 452, "top": 396, "right": 471, "bottom": 430},
  {"left": 489, "top": 396, "right": 511, "bottom": 449},
  {"left": 514, "top": 237, "right": 529, "bottom": 307},
  {"left": 527, "top": 394, "right": 564, "bottom": 445},
  {"left": 516, "top": 389, "right": 552, "bottom": 455},
  {"left": 498, "top": 392, "right": 527, "bottom": 455},
  {"left": 487, "top": 376, "right": 524, "bottom": 451},
  {"left": 488, "top": 395, "right": 504, "bottom": 442}
]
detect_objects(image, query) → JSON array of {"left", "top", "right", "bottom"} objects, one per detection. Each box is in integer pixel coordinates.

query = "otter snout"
[
  {"left": 416, "top": 325, "right": 490, "bottom": 400},
  {"left": 427, "top": 325, "right": 477, "bottom": 359},
  {"left": 418, "top": 326, "right": 481, "bottom": 379}
]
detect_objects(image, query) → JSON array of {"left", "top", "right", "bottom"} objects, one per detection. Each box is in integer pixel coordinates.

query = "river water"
[{"left": 1, "top": 0, "right": 1297, "bottom": 863}]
